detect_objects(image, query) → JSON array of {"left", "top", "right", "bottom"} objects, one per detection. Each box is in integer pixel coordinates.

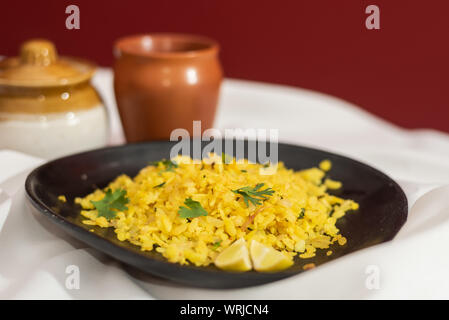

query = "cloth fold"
[{"left": 0, "top": 178, "right": 151, "bottom": 300}]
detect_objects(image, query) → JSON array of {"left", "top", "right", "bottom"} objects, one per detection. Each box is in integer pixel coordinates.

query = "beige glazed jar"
[{"left": 0, "top": 39, "right": 108, "bottom": 159}]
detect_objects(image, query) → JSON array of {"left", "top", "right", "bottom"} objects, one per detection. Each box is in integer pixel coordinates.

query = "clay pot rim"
[{"left": 114, "top": 33, "right": 220, "bottom": 59}]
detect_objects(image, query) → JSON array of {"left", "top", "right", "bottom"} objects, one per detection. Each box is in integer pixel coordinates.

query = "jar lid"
[{"left": 0, "top": 39, "right": 95, "bottom": 87}]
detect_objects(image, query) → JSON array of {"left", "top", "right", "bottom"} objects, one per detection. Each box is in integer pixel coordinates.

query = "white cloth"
[{"left": 1, "top": 69, "right": 449, "bottom": 299}]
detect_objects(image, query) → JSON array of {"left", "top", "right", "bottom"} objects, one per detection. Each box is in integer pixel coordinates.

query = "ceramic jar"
[
  {"left": 114, "top": 34, "right": 222, "bottom": 142},
  {"left": 0, "top": 39, "right": 108, "bottom": 159}
]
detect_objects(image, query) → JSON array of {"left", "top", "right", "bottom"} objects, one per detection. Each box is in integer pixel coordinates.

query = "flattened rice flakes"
[{"left": 75, "top": 154, "right": 358, "bottom": 267}]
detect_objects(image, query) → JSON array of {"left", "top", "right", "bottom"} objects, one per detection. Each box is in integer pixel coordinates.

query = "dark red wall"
[{"left": 1, "top": 0, "right": 448, "bottom": 133}]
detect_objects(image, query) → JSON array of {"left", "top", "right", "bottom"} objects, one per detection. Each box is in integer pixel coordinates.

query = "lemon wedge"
[
  {"left": 249, "top": 240, "right": 293, "bottom": 272},
  {"left": 214, "top": 238, "right": 252, "bottom": 271}
]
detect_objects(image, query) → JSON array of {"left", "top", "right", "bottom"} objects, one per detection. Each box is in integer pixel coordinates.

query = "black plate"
[{"left": 25, "top": 141, "right": 407, "bottom": 289}]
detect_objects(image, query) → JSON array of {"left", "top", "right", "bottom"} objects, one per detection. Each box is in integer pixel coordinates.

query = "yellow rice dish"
[{"left": 75, "top": 154, "right": 358, "bottom": 270}]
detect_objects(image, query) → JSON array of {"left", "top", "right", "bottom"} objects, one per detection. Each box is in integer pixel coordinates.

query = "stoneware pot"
[
  {"left": 0, "top": 39, "right": 108, "bottom": 159},
  {"left": 114, "top": 33, "right": 223, "bottom": 142}
]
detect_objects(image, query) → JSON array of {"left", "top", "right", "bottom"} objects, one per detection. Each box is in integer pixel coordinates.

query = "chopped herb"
[
  {"left": 247, "top": 227, "right": 253, "bottom": 231},
  {"left": 298, "top": 208, "right": 305, "bottom": 219},
  {"left": 150, "top": 159, "right": 178, "bottom": 172},
  {"left": 320, "top": 173, "right": 329, "bottom": 185},
  {"left": 329, "top": 207, "right": 335, "bottom": 217},
  {"left": 221, "top": 153, "right": 232, "bottom": 164},
  {"left": 90, "top": 188, "right": 129, "bottom": 220},
  {"left": 153, "top": 182, "right": 166, "bottom": 188},
  {"left": 178, "top": 198, "right": 208, "bottom": 219},
  {"left": 232, "top": 183, "right": 275, "bottom": 207},
  {"left": 240, "top": 169, "right": 247, "bottom": 173},
  {"left": 263, "top": 163, "right": 270, "bottom": 168},
  {"left": 212, "top": 241, "right": 222, "bottom": 250}
]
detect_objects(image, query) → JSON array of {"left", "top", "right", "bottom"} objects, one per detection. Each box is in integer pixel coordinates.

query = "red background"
[{"left": 1, "top": 0, "right": 448, "bottom": 133}]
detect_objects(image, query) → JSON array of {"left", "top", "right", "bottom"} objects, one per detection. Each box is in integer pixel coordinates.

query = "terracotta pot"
[{"left": 113, "top": 34, "right": 223, "bottom": 142}]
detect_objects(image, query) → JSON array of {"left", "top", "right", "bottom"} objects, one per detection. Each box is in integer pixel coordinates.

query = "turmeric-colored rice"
[{"left": 75, "top": 154, "right": 358, "bottom": 267}]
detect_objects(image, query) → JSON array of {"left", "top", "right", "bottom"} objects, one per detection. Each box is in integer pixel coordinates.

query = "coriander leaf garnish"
[
  {"left": 212, "top": 241, "right": 222, "bottom": 250},
  {"left": 298, "top": 208, "right": 305, "bottom": 219},
  {"left": 232, "top": 183, "right": 275, "bottom": 207},
  {"left": 150, "top": 159, "right": 178, "bottom": 172},
  {"left": 221, "top": 153, "right": 232, "bottom": 164},
  {"left": 90, "top": 188, "right": 129, "bottom": 220},
  {"left": 178, "top": 198, "right": 208, "bottom": 219},
  {"left": 153, "top": 182, "right": 166, "bottom": 188}
]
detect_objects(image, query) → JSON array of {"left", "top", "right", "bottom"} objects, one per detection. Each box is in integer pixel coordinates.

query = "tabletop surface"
[{"left": 1, "top": 69, "right": 449, "bottom": 299}]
